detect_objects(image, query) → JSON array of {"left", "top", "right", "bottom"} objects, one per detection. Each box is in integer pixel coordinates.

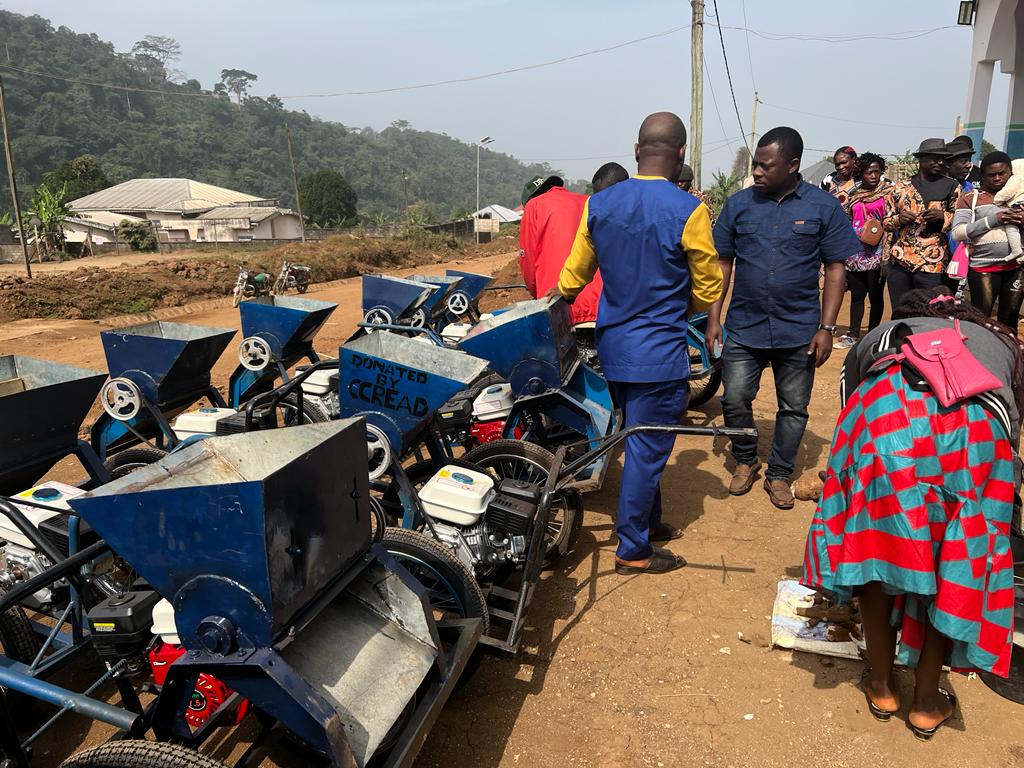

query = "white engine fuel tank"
[
  {"left": 472, "top": 383, "right": 514, "bottom": 421},
  {"left": 418, "top": 465, "right": 495, "bottom": 526},
  {"left": 0, "top": 481, "right": 84, "bottom": 549},
  {"left": 172, "top": 407, "right": 237, "bottom": 440}
]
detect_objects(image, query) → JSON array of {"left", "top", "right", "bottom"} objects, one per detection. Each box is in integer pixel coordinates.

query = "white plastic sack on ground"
[{"left": 770, "top": 579, "right": 863, "bottom": 661}]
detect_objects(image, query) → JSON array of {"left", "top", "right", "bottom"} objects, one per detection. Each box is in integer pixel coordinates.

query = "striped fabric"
[{"left": 803, "top": 364, "right": 1016, "bottom": 676}]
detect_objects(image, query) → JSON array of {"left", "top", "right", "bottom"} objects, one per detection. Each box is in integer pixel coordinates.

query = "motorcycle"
[
  {"left": 231, "top": 266, "right": 273, "bottom": 307},
  {"left": 272, "top": 260, "right": 312, "bottom": 296}
]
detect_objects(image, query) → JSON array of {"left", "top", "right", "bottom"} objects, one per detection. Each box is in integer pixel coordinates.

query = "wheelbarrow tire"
[
  {"left": 0, "top": 587, "right": 40, "bottom": 663},
  {"left": 381, "top": 528, "right": 489, "bottom": 635},
  {"left": 280, "top": 393, "right": 332, "bottom": 424},
  {"left": 461, "top": 439, "right": 583, "bottom": 563},
  {"left": 103, "top": 446, "right": 168, "bottom": 480},
  {"left": 59, "top": 741, "right": 227, "bottom": 768},
  {"left": 687, "top": 368, "right": 722, "bottom": 409}
]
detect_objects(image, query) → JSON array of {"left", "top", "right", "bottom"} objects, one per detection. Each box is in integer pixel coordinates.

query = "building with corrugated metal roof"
[{"left": 68, "top": 178, "right": 302, "bottom": 243}]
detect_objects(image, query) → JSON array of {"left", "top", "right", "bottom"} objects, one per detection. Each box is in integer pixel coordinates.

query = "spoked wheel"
[
  {"left": 686, "top": 341, "right": 722, "bottom": 408},
  {"left": 461, "top": 439, "right": 583, "bottom": 562},
  {"left": 59, "top": 741, "right": 227, "bottom": 768},
  {"left": 381, "top": 527, "right": 489, "bottom": 634}
]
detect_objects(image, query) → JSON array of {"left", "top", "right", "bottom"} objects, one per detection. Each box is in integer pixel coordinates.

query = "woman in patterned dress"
[
  {"left": 804, "top": 287, "right": 1023, "bottom": 739},
  {"left": 836, "top": 153, "right": 892, "bottom": 349}
]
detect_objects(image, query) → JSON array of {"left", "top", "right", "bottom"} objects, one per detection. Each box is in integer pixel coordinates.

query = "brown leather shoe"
[
  {"left": 764, "top": 478, "right": 795, "bottom": 510},
  {"left": 729, "top": 461, "right": 762, "bottom": 496}
]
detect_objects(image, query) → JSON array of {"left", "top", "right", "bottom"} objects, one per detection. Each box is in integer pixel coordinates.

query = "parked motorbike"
[
  {"left": 272, "top": 260, "right": 312, "bottom": 296},
  {"left": 231, "top": 266, "right": 273, "bottom": 307}
]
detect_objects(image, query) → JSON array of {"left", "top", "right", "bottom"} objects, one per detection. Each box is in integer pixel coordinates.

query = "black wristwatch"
[{"left": 819, "top": 324, "right": 838, "bottom": 335}]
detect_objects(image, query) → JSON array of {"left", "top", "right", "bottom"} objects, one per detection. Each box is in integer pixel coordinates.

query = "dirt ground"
[{"left": 3, "top": 250, "right": 1023, "bottom": 767}]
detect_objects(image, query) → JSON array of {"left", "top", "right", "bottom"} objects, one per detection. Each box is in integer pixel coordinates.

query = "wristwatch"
[{"left": 819, "top": 324, "right": 838, "bottom": 335}]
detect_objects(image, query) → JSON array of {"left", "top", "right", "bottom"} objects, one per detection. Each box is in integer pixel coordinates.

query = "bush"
[{"left": 117, "top": 220, "right": 157, "bottom": 251}]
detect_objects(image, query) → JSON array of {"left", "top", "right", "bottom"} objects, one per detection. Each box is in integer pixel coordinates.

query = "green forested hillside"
[{"left": 0, "top": 11, "right": 561, "bottom": 220}]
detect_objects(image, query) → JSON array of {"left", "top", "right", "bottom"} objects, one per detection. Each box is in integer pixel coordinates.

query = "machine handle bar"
[
  {"left": 242, "top": 358, "right": 338, "bottom": 431},
  {"left": 0, "top": 537, "right": 110, "bottom": 616},
  {"left": 555, "top": 424, "right": 758, "bottom": 488},
  {"left": 354, "top": 322, "right": 445, "bottom": 346}
]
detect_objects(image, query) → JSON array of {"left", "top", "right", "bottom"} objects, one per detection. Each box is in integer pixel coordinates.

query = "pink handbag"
[
  {"left": 947, "top": 242, "right": 970, "bottom": 280},
  {"left": 900, "top": 319, "right": 1001, "bottom": 407}
]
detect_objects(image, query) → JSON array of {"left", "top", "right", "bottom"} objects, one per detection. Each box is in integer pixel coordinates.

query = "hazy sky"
[{"left": 0, "top": 0, "right": 1012, "bottom": 184}]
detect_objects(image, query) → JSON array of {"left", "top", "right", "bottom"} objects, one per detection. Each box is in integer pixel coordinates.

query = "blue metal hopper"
[
  {"left": 459, "top": 298, "right": 617, "bottom": 492},
  {"left": 0, "top": 356, "right": 108, "bottom": 494},
  {"left": 228, "top": 295, "right": 337, "bottom": 407},
  {"left": 338, "top": 332, "right": 489, "bottom": 458},
  {"left": 445, "top": 269, "right": 493, "bottom": 304},
  {"left": 91, "top": 321, "right": 235, "bottom": 460},
  {"left": 360, "top": 274, "right": 435, "bottom": 327},
  {"left": 70, "top": 420, "right": 478, "bottom": 765},
  {"left": 407, "top": 274, "right": 464, "bottom": 320}
]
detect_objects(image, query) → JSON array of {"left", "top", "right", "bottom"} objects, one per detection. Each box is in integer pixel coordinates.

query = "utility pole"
[
  {"left": 690, "top": 0, "right": 704, "bottom": 189},
  {"left": 475, "top": 136, "right": 494, "bottom": 245},
  {"left": 284, "top": 122, "right": 305, "bottom": 243},
  {"left": 954, "top": 115, "right": 963, "bottom": 137},
  {"left": 746, "top": 91, "right": 761, "bottom": 179},
  {"left": 0, "top": 75, "right": 31, "bottom": 279}
]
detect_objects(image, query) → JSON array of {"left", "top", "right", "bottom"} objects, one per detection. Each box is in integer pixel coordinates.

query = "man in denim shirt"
[{"left": 707, "top": 127, "right": 859, "bottom": 509}]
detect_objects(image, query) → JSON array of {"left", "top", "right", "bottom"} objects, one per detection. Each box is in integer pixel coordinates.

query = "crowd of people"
[{"left": 516, "top": 112, "right": 1022, "bottom": 739}]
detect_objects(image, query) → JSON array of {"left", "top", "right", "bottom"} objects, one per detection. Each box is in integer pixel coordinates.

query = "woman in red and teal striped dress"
[{"left": 804, "top": 287, "right": 1023, "bottom": 739}]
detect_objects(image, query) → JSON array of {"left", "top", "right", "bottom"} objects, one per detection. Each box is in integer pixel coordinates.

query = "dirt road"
[{"left": 4, "top": 251, "right": 1023, "bottom": 768}]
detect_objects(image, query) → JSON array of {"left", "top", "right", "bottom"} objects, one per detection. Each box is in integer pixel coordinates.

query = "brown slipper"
[
  {"left": 729, "top": 461, "right": 762, "bottom": 495},
  {"left": 764, "top": 477, "right": 795, "bottom": 510}
]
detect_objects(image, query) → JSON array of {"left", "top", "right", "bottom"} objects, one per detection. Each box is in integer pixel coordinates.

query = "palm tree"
[{"left": 706, "top": 171, "right": 742, "bottom": 210}]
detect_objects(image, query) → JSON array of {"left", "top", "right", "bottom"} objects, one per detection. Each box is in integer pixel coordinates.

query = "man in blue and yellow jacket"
[{"left": 556, "top": 112, "right": 722, "bottom": 575}]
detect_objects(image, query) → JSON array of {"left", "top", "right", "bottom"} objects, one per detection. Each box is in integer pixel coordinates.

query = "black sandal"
[
  {"left": 908, "top": 689, "right": 957, "bottom": 742},
  {"left": 615, "top": 550, "right": 687, "bottom": 575},
  {"left": 861, "top": 670, "right": 899, "bottom": 722},
  {"left": 649, "top": 524, "right": 684, "bottom": 542}
]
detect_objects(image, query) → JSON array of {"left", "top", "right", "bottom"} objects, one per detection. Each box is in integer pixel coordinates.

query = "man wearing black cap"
[
  {"left": 947, "top": 135, "right": 981, "bottom": 185},
  {"left": 677, "top": 164, "right": 717, "bottom": 226},
  {"left": 882, "top": 138, "right": 960, "bottom": 307},
  {"left": 517, "top": 174, "right": 596, "bottom": 324}
]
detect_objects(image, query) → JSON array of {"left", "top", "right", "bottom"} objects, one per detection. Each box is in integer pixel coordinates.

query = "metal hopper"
[
  {"left": 360, "top": 274, "right": 435, "bottom": 328},
  {"left": 338, "top": 333, "right": 488, "bottom": 474},
  {"left": 70, "top": 421, "right": 479, "bottom": 765},
  {"left": 0, "top": 355, "right": 108, "bottom": 494},
  {"left": 407, "top": 274, "right": 464, "bottom": 320},
  {"left": 459, "top": 297, "right": 617, "bottom": 491},
  {"left": 91, "top": 321, "right": 235, "bottom": 459},
  {"left": 228, "top": 295, "right": 337, "bottom": 407},
  {"left": 444, "top": 269, "right": 494, "bottom": 318}
]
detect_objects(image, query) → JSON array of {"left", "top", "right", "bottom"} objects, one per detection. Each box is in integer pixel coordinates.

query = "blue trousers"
[
  {"left": 720, "top": 337, "right": 815, "bottom": 481},
  {"left": 608, "top": 379, "right": 689, "bottom": 561}
]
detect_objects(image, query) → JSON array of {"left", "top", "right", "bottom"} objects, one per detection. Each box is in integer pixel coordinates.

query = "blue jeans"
[
  {"left": 720, "top": 338, "right": 815, "bottom": 481},
  {"left": 608, "top": 379, "right": 689, "bottom": 561}
]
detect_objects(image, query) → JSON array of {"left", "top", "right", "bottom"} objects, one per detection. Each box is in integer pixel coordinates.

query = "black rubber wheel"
[
  {"left": 381, "top": 527, "right": 489, "bottom": 635},
  {"left": 59, "top": 741, "right": 227, "bottom": 768},
  {"left": 103, "top": 446, "right": 167, "bottom": 480},
  {"left": 279, "top": 392, "right": 332, "bottom": 424},
  {"left": 461, "top": 439, "right": 583, "bottom": 562},
  {"left": 0, "top": 587, "right": 40, "bottom": 663},
  {"left": 686, "top": 341, "right": 723, "bottom": 408},
  {"left": 297, "top": 283, "right": 309, "bottom": 293}
]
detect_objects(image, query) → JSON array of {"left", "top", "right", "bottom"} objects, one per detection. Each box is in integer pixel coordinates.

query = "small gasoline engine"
[
  {"left": 437, "top": 382, "right": 522, "bottom": 448},
  {"left": 418, "top": 465, "right": 542, "bottom": 575}
]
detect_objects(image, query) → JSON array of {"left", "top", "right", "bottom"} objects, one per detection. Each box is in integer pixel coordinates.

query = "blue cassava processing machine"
[
  {"left": 90, "top": 321, "right": 235, "bottom": 461},
  {"left": 0, "top": 420, "right": 480, "bottom": 767}
]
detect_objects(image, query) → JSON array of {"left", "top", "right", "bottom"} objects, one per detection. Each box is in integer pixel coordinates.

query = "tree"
[
  {"left": 219, "top": 69, "right": 258, "bottom": 104},
  {"left": 29, "top": 181, "right": 71, "bottom": 259},
  {"left": 41, "top": 155, "right": 109, "bottom": 201},
  {"left": 116, "top": 220, "right": 157, "bottom": 251},
  {"left": 131, "top": 36, "right": 181, "bottom": 68},
  {"left": 730, "top": 147, "right": 750, "bottom": 181},
  {"left": 299, "top": 169, "right": 358, "bottom": 227},
  {"left": 981, "top": 138, "right": 998, "bottom": 158},
  {"left": 706, "top": 171, "right": 742, "bottom": 210}
]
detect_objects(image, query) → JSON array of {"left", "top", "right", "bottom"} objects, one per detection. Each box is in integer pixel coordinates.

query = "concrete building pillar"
[
  {"left": 964, "top": 59, "right": 994, "bottom": 163},
  {"left": 1007, "top": 71, "right": 1024, "bottom": 158}
]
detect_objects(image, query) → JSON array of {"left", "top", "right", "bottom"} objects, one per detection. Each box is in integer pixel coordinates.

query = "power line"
[
  {"left": 722, "top": 25, "right": 956, "bottom": 43},
  {"left": 519, "top": 135, "right": 741, "bottom": 164},
  {"left": 760, "top": 100, "right": 949, "bottom": 130},
  {"left": 703, "top": 52, "right": 736, "bottom": 157},
  {"left": 739, "top": 0, "right": 757, "bottom": 92},
  {"left": 710, "top": 0, "right": 748, "bottom": 154}
]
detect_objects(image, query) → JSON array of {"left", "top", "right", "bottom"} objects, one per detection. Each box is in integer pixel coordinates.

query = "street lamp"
[
  {"left": 957, "top": 0, "right": 977, "bottom": 25},
  {"left": 476, "top": 135, "right": 494, "bottom": 244}
]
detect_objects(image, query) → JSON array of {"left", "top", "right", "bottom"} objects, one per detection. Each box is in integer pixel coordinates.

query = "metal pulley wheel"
[
  {"left": 365, "top": 424, "right": 393, "bottom": 481},
  {"left": 100, "top": 377, "right": 143, "bottom": 422},
  {"left": 238, "top": 336, "right": 272, "bottom": 372},
  {"left": 407, "top": 307, "right": 428, "bottom": 328},
  {"left": 364, "top": 306, "right": 394, "bottom": 327},
  {"left": 446, "top": 290, "right": 470, "bottom": 316}
]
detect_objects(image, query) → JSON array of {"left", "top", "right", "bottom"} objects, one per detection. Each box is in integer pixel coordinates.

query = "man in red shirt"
[{"left": 518, "top": 175, "right": 598, "bottom": 324}]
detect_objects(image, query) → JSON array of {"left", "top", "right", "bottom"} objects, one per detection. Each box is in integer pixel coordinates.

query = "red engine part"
[
  {"left": 469, "top": 418, "right": 523, "bottom": 445},
  {"left": 148, "top": 642, "right": 250, "bottom": 728}
]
